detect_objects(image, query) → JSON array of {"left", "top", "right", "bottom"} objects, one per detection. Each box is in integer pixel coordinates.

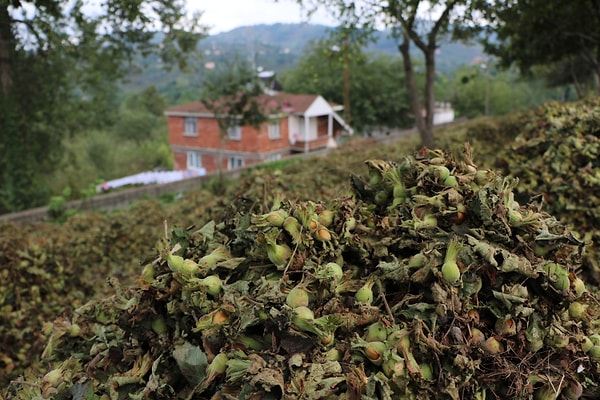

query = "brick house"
[{"left": 164, "top": 92, "right": 353, "bottom": 174}]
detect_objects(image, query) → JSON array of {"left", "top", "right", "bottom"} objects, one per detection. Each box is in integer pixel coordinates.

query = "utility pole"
[
  {"left": 481, "top": 60, "right": 491, "bottom": 116},
  {"left": 342, "top": 36, "right": 351, "bottom": 125}
]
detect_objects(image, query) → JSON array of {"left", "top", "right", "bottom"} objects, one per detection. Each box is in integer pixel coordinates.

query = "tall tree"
[
  {"left": 482, "top": 0, "right": 600, "bottom": 97},
  {"left": 0, "top": 0, "right": 206, "bottom": 212},
  {"left": 201, "top": 56, "right": 269, "bottom": 181},
  {"left": 289, "top": 0, "right": 485, "bottom": 147},
  {"left": 281, "top": 37, "right": 412, "bottom": 132}
]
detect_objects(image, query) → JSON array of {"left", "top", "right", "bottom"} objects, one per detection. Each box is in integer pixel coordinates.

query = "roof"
[{"left": 165, "top": 92, "right": 329, "bottom": 116}]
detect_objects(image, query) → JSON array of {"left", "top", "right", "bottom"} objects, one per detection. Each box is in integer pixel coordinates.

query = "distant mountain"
[
  {"left": 205, "top": 23, "right": 331, "bottom": 53},
  {"left": 123, "top": 23, "right": 486, "bottom": 104}
]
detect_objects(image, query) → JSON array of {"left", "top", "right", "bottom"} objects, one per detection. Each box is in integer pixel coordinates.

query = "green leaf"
[{"left": 172, "top": 342, "right": 208, "bottom": 385}]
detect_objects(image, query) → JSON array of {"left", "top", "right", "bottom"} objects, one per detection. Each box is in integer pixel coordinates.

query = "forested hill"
[
  {"left": 124, "top": 23, "right": 485, "bottom": 102},
  {"left": 209, "top": 22, "right": 484, "bottom": 71}
]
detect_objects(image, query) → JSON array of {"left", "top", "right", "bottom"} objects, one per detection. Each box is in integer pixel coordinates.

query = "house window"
[
  {"left": 227, "top": 125, "right": 241, "bottom": 140},
  {"left": 187, "top": 151, "right": 202, "bottom": 170},
  {"left": 228, "top": 156, "right": 244, "bottom": 169},
  {"left": 266, "top": 154, "right": 281, "bottom": 162},
  {"left": 184, "top": 117, "right": 197, "bottom": 136},
  {"left": 268, "top": 121, "right": 281, "bottom": 139}
]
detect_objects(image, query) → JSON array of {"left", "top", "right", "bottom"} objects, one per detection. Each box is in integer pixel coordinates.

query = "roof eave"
[{"left": 164, "top": 111, "right": 214, "bottom": 117}]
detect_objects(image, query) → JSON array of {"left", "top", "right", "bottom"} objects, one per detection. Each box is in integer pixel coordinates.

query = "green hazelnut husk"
[
  {"left": 265, "top": 210, "right": 288, "bottom": 227},
  {"left": 365, "top": 321, "right": 388, "bottom": 342},
  {"left": 382, "top": 357, "right": 405, "bottom": 378},
  {"left": 470, "top": 328, "right": 485, "bottom": 344},
  {"left": 68, "top": 323, "right": 81, "bottom": 337},
  {"left": 167, "top": 254, "right": 199, "bottom": 275},
  {"left": 42, "top": 368, "right": 64, "bottom": 387},
  {"left": 480, "top": 336, "right": 504, "bottom": 354},
  {"left": 151, "top": 315, "right": 168, "bottom": 336},
  {"left": 571, "top": 276, "right": 586, "bottom": 298},
  {"left": 267, "top": 243, "right": 292, "bottom": 269},
  {"left": 323, "top": 262, "right": 343, "bottom": 280},
  {"left": 589, "top": 345, "right": 600, "bottom": 361},
  {"left": 364, "top": 341, "right": 387, "bottom": 366},
  {"left": 568, "top": 301, "right": 588, "bottom": 320},
  {"left": 355, "top": 278, "right": 375, "bottom": 305},
  {"left": 580, "top": 336, "right": 594, "bottom": 353},
  {"left": 441, "top": 239, "right": 462, "bottom": 284},
  {"left": 317, "top": 210, "right": 334, "bottom": 227},
  {"left": 286, "top": 286, "right": 310, "bottom": 308},
  {"left": 200, "top": 275, "right": 223, "bottom": 296},
  {"left": 292, "top": 306, "right": 315, "bottom": 333},
  {"left": 443, "top": 175, "right": 459, "bottom": 188},
  {"left": 589, "top": 334, "right": 600, "bottom": 346}
]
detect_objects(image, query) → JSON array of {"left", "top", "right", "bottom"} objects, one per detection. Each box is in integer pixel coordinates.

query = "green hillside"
[{"left": 124, "top": 23, "right": 485, "bottom": 103}]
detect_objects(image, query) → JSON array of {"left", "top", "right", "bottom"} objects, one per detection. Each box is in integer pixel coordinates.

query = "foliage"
[
  {"left": 123, "top": 85, "right": 168, "bottom": 117},
  {"left": 114, "top": 109, "right": 162, "bottom": 143},
  {"left": 47, "top": 187, "right": 78, "bottom": 224},
  {"left": 281, "top": 36, "right": 413, "bottom": 133},
  {"left": 2, "top": 99, "right": 600, "bottom": 392},
  {"left": 45, "top": 85, "right": 173, "bottom": 198},
  {"left": 201, "top": 56, "right": 269, "bottom": 133},
  {"left": 437, "top": 64, "right": 566, "bottom": 118},
  {"left": 0, "top": 48, "right": 71, "bottom": 211},
  {"left": 201, "top": 55, "right": 269, "bottom": 175},
  {"left": 482, "top": 0, "right": 600, "bottom": 96},
  {"left": 0, "top": 124, "right": 424, "bottom": 390},
  {"left": 470, "top": 97, "right": 600, "bottom": 284},
  {"left": 293, "top": 0, "right": 489, "bottom": 148},
  {"left": 127, "top": 22, "right": 486, "bottom": 101},
  {"left": 7, "top": 145, "right": 600, "bottom": 399},
  {"left": 0, "top": 0, "right": 207, "bottom": 212}
]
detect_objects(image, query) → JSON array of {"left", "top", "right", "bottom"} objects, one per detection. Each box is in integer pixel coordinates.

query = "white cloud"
[{"left": 186, "top": 0, "right": 338, "bottom": 34}]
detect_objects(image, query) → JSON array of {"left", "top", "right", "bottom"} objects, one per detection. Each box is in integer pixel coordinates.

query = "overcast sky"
[{"left": 187, "top": 0, "right": 339, "bottom": 34}]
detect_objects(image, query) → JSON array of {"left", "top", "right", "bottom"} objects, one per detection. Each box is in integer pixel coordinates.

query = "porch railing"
[{"left": 290, "top": 136, "right": 330, "bottom": 152}]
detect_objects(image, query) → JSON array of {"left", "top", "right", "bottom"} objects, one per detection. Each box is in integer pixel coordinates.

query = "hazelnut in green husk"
[{"left": 286, "top": 286, "right": 310, "bottom": 308}]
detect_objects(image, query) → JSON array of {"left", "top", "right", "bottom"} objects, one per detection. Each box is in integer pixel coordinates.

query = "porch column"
[
  {"left": 328, "top": 114, "right": 333, "bottom": 137},
  {"left": 304, "top": 114, "right": 309, "bottom": 153}
]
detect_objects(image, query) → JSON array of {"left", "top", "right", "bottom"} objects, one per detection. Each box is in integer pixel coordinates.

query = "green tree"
[
  {"left": 291, "top": 0, "right": 486, "bottom": 147},
  {"left": 114, "top": 110, "right": 160, "bottom": 144},
  {"left": 0, "top": 1, "right": 206, "bottom": 212},
  {"left": 124, "top": 86, "right": 168, "bottom": 117},
  {"left": 116, "top": 86, "right": 169, "bottom": 143},
  {"left": 531, "top": 57, "right": 593, "bottom": 99},
  {"left": 281, "top": 38, "right": 412, "bottom": 133},
  {"left": 201, "top": 56, "right": 269, "bottom": 180},
  {"left": 437, "top": 63, "right": 564, "bottom": 119},
  {"left": 482, "top": 0, "right": 600, "bottom": 96}
]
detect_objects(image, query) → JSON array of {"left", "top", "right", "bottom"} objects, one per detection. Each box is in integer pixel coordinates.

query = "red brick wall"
[
  {"left": 173, "top": 151, "right": 187, "bottom": 171},
  {"left": 169, "top": 116, "right": 291, "bottom": 173},
  {"left": 168, "top": 116, "right": 222, "bottom": 149}
]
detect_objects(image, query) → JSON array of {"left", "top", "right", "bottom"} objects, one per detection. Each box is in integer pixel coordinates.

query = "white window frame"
[
  {"left": 187, "top": 151, "right": 202, "bottom": 170},
  {"left": 227, "top": 124, "right": 242, "bottom": 140},
  {"left": 268, "top": 120, "right": 281, "bottom": 139},
  {"left": 184, "top": 117, "right": 198, "bottom": 136},
  {"left": 228, "top": 156, "right": 244, "bottom": 169}
]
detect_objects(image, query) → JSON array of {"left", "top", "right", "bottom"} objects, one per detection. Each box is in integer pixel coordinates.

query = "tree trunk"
[
  {"left": 342, "top": 38, "right": 351, "bottom": 126},
  {"left": 422, "top": 44, "right": 436, "bottom": 148},
  {"left": 594, "top": 45, "right": 600, "bottom": 95},
  {"left": 0, "top": 4, "right": 14, "bottom": 95},
  {"left": 398, "top": 34, "right": 434, "bottom": 149}
]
